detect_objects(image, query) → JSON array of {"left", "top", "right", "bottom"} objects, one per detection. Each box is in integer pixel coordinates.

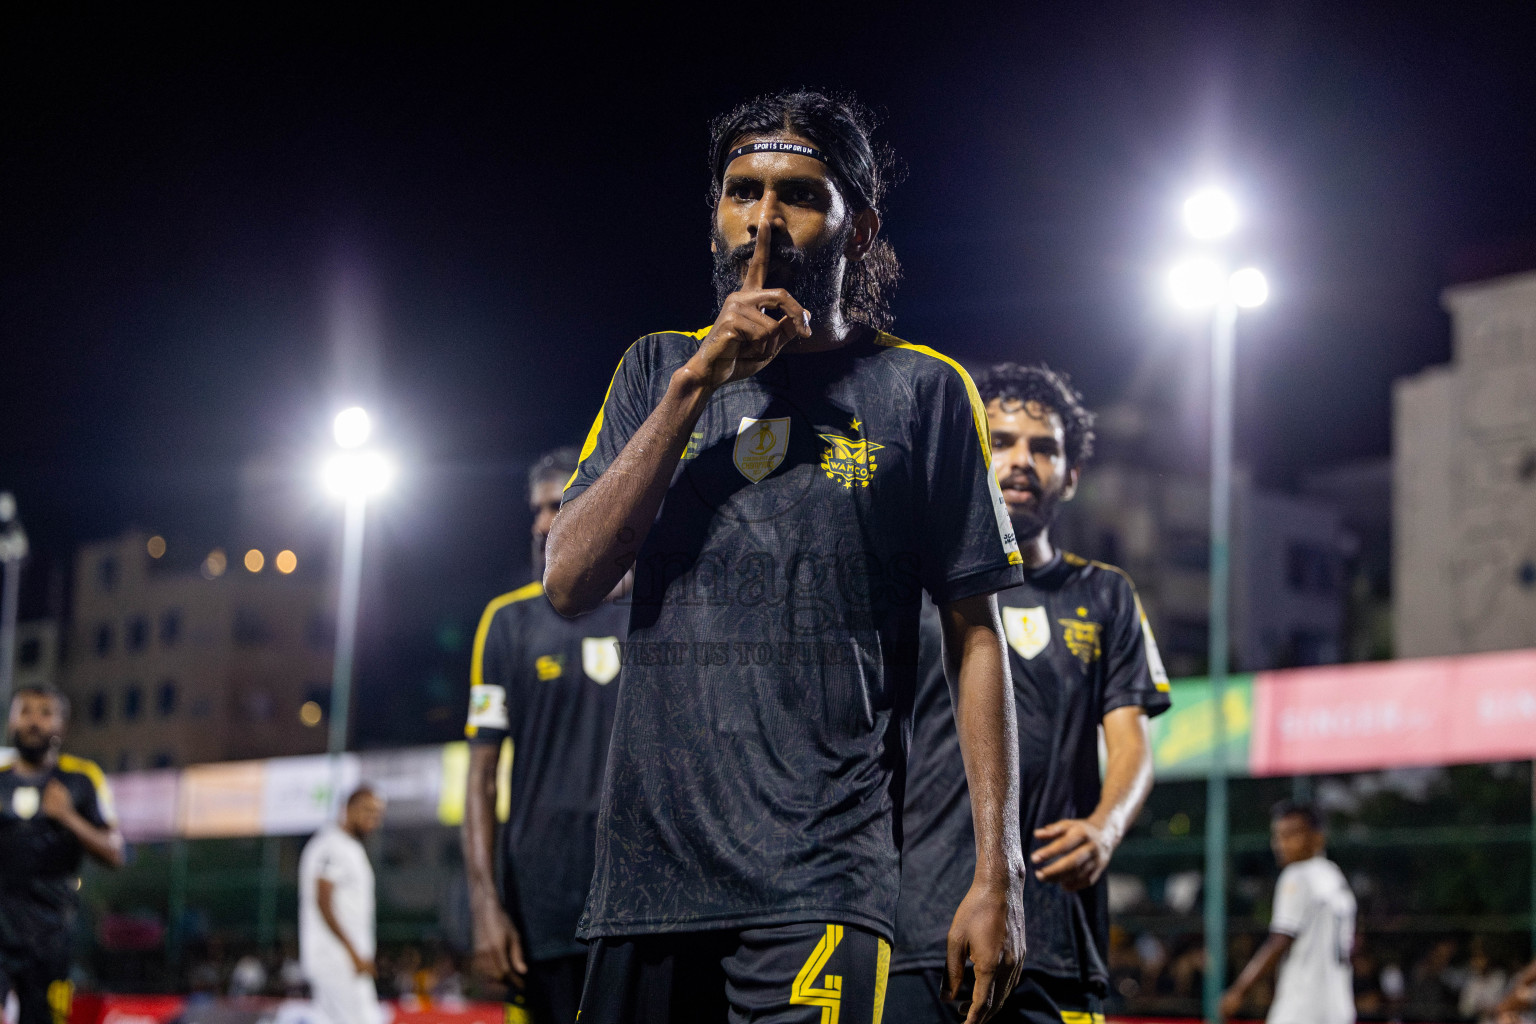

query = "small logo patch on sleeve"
[{"left": 467, "top": 685, "right": 509, "bottom": 730}]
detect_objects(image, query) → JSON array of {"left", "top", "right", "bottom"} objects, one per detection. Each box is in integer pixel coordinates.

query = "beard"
[
  {"left": 711, "top": 220, "right": 850, "bottom": 325},
  {"left": 1004, "top": 480, "right": 1066, "bottom": 545},
  {"left": 13, "top": 732, "right": 58, "bottom": 764}
]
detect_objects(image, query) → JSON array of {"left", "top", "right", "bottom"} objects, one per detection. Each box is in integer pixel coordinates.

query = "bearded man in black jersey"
[
  {"left": 888, "top": 364, "right": 1171, "bottom": 1024},
  {"left": 544, "top": 90, "right": 1028, "bottom": 1023},
  {"left": 462, "top": 447, "right": 628, "bottom": 1024},
  {"left": 1, "top": 686, "right": 123, "bottom": 1024}
]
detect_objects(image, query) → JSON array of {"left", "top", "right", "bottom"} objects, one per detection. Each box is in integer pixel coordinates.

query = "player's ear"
[
  {"left": 845, "top": 208, "right": 880, "bottom": 261},
  {"left": 1062, "top": 465, "right": 1080, "bottom": 502}
]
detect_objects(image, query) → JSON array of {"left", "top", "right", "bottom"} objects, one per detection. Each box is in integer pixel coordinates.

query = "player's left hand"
[
  {"left": 946, "top": 877, "right": 1025, "bottom": 1023},
  {"left": 41, "top": 779, "right": 75, "bottom": 823},
  {"left": 1217, "top": 987, "right": 1243, "bottom": 1021},
  {"left": 1032, "top": 818, "right": 1113, "bottom": 891}
]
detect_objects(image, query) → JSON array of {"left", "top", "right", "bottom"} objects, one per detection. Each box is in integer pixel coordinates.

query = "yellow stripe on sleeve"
[
  {"left": 470, "top": 582, "right": 544, "bottom": 690},
  {"left": 875, "top": 333, "right": 1021, "bottom": 565},
  {"left": 873, "top": 333, "right": 993, "bottom": 463},
  {"left": 564, "top": 329, "right": 712, "bottom": 492}
]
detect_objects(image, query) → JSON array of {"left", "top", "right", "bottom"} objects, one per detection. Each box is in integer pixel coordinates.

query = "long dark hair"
[{"left": 709, "top": 89, "right": 902, "bottom": 331}]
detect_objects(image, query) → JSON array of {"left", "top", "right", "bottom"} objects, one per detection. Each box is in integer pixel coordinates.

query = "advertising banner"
[
  {"left": 261, "top": 753, "right": 359, "bottom": 835},
  {"left": 111, "top": 769, "right": 180, "bottom": 842},
  {"left": 178, "top": 760, "right": 265, "bottom": 838},
  {"left": 1147, "top": 675, "right": 1254, "bottom": 779},
  {"left": 359, "top": 746, "right": 445, "bottom": 827},
  {"left": 1251, "top": 647, "right": 1536, "bottom": 776}
]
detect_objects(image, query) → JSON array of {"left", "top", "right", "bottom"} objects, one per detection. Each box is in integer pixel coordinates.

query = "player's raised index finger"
[{"left": 745, "top": 219, "right": 771, "bottom": 291}]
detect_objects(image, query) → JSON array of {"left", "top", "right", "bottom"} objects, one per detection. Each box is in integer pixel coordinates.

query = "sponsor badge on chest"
[
  {"left": 733, "top": 416, "right": 790, "bottom": 483},
  {"left": 582, "top": 636, "right": 621, "bottom": 684},
  {"left": 12, "top": 786, "right": 40, "bottom": 820},
  {"left": 1003, "top": 606, "right": 1051, "bottom": 660}
]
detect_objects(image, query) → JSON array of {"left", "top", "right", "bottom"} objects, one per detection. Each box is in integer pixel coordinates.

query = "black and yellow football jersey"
[
  {"left": 564, "top": 327, "right": 1023, "bottom": 942},
  {"left": 465, "top": 581, "right": 627, "bottom": 962},
  {"left": 893, "top": 552, "right": 1170, "bottom": 993},
  {"left": 0, "top": 752, "right": 114, "bottom": 948}
]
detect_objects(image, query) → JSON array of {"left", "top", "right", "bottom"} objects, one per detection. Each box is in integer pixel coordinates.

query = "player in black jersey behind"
[
  {"left": 0, "top": 685, "right": 123, "bottom": 1024},
  {"left": 545, "top": 90, "right": 1028, "bottom": 1023},
  {"left": 462, "top": 448, "right": 629, "bottom": 1024},
  {"left": 888, "top": 364, "right": 1171, "bottom": 1024}
]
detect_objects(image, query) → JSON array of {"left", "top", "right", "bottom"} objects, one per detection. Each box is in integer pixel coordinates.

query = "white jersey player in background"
[
  {"left": 299, "top": 787, "right": 386, "bottom": 1024},
  {"left": 1220, "top": 800, "right": 1357, "bottom": 1024}
]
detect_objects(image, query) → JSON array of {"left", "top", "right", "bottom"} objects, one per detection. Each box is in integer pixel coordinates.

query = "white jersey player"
[
  {"left": 299, "top": 787, "right": 385, "bottom": 1024},
  {"left": 1221, "top": 801, "right": 1356, "bottom": 1024}
]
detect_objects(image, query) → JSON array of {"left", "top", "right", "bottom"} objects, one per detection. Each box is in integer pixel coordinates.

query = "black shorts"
[
  {"left": 577, "top": 922, "right": 890, "bottom": 1023},
  {"left": 506, "top": 954, "right": 586, "bottom": 1024},
  {"left": 0, "top": 935, "right": 72, "bottom": 1024},
  {"left": 882, "top": 968, "right": 1103, "bottom": 1024}
]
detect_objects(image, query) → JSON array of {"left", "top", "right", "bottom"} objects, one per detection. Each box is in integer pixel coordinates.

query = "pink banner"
[{"left": 1250, "top": 649, "right": 1536, "bottom": 776}]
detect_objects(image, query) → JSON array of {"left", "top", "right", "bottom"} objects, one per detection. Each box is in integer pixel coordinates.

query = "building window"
[
  {"left": 17, "top": 637, "right": 40, "bottom": 667},
  {"left": 159, "top": 609, "right": 182, "bottom": 647},
  {"left": 233, "top": 609, "right": 273, "bottom": 647},
  {"left": 125, "top": 616, "right": 148, "bottom": 653},
  {"left": 94, "top": 624, "right": 114, "bottom": 658},
  {"left": 98, "top": 557, "right": 119, "bottom": 593},
  {"left": 157, "top": 680, "right": 179, "bottom": 717},
  {"left": 242, "top": 689, "right": 274, "bottom": 721},
  {"left": 1286, "top": 542, "right": 1337, "bottom": 595},
  {"left": 122, "top": 684, "right": 143, "bottom": 722},
  {"left": 88, "top": 691, "right": 109, "bottom": 726}
]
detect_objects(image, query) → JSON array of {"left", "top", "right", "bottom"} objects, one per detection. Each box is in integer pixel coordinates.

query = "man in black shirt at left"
[
  {"left": 0, "top": 685, "right": 124, "bottom": 1024},
  {"left": 462, "top": 448, "right": 629, "bottom": 1024}
]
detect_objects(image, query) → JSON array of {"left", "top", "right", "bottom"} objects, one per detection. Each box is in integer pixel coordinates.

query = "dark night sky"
[{"left": 5, "top": 4, "right": 1535, "bottom": 742}]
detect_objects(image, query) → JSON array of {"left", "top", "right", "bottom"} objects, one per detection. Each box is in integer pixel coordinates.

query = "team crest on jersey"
[
  {"left": 535, "top": 654, "right": 564, "bottom": 681},
  {"left": 11, "top": 785, "right": 39, "bottom": 820},
  {"left": 1002, "top": 606, "right": 1051, "bottom": 660},
  {"left": 818, "top": 432, "right": 884, "bottom": 488},
  {"left": 734, "top": 416, "right": 790, "bottom": 483},
  {"left": 1058, "top": 611, "right": 1103, "bottom": 665},
  {"left": 582, "top": 636, "right": 621, "bottom": 684}
]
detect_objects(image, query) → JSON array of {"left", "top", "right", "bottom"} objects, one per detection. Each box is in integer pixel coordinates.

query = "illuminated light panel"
[
  {"left": 245, "top": 549, "right": 265, "bottom": 573},
  {"left": 1168, "top": 258, "right": 1225, "bottom": 309},
  {"left": 299, "top": 701, "right": 323, "bottom": 727},
  {"left": 333, "top": 406, "right": 372, "bottom": 449},
  {"left": 323, "top": 451, "right": 395, "bottom": 498},
  {"left": 1229, "top": 267, "right": 1270, "bottom": 309},
  {"left": 147, "top": 535, "right": 166, "bottom": 559},
  {"left": 1182, "top": 187, "right": 1240, "bottom": 240},
  {"left": 202, "top": 549, "right": 227, "bottom": 579},
  {"left": 275, "top": 550, "right": 298, "bottom": 574}
]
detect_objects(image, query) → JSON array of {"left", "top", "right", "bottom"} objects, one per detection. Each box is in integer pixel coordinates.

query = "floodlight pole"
[
  {"left": 328, "top": 491, "right": 367, "bottom": 808},
  {"left": 0, "top": 495, "right": 28, "bottom": 711},
  {"left": 1203, "top": 298, "right": 1237, "bottom": 1021}
]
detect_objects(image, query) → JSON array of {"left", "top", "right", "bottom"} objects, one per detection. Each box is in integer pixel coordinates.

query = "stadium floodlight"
[
  {"left": 1169, "top": 182, "right": 1271, "bottom": 1022},
  {"left": 322, "top": 451, "right": 395, "bottom": 499},
  {"left": 1229, "top": 267, "right": 1270, "bottom": 309},
  {"left": 333, "top": 406, "right": 372, "bottom": 449},
  {"left": 1182, "top": 186, "right": 1240, "bottom": 240},
  {"left": 1169, "top": 257, "right": 1227, "bottom": 309},
  {"left": 320, "top": 410, "right": 392, "bottom": 809}
]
